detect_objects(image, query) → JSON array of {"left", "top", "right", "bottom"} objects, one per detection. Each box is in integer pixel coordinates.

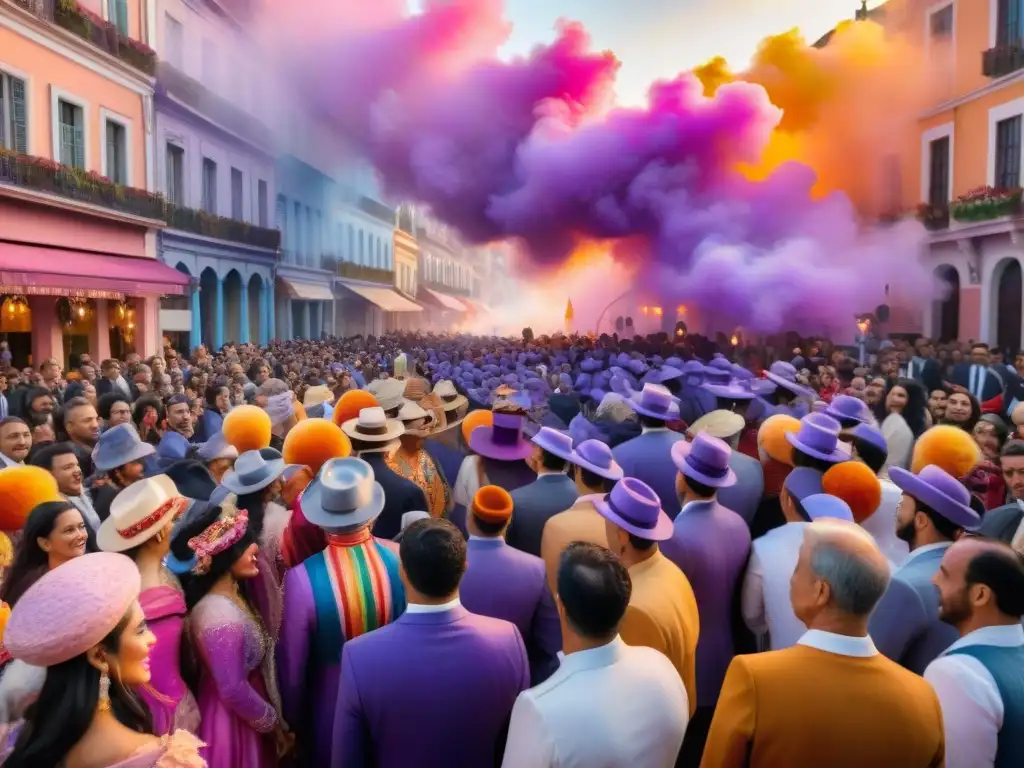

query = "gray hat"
[
  {"left": 219, "top": 448, "right": 287, "bottom": 495},
  {"left": 300, "top": 457, "right": 385, "bottom": 529},
  {"left": 94, "top": 423, "right": 156, "bottom": 472}
]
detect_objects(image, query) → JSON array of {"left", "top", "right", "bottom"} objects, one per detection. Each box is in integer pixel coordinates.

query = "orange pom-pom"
[
  {"left": 757, "top": 414, "right": 801, "bottom": 466},
  {"left": 823, "top": 461, "right": 882, "bottom": 524},
  {"left": 461, "top": 409, "right": 494, "bottom": 445},
  {"left": 0, "top": 466, "right": 62, "bottom": 531},
  {"left": 222, "top": 405, "right": 273, "bottom": 453},
  {"left": 333, "top": 390, "right": 380, "bottom": 427},
  {"left": 283, "top": 419, "right": 352, "bottom": 473},
  {"left": 911, "top": 424, "right": 980, "bottom": 480},
  {"left": 293, "top": 401, "right": 307, "bottom": 422}
]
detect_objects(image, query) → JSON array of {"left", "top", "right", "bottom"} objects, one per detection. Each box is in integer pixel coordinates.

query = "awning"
[
  {"left": 280, "top": 278, "right": 334, "bottom": 301},
  {"left": 463, "top": 298, "right": 494, "bottom": 315},
  {"left": 0, "top": 243, "right": 191, "bottom": 297},
  {"left": 422, "top": 287, "right": 467, "bottom": 312},
  {"left": 339, "top": 282, "right": 422, "bottom": 313}
]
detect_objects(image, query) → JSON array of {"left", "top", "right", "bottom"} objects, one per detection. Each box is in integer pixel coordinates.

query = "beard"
[
  {"left": 895, "top": 518, "right": 916, "bottom": 545},
  {"left": 939, "top": 589, "right": 972, "bottom": 627}
]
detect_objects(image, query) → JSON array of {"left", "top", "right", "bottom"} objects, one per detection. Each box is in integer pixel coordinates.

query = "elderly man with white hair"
[{"left": 704, "top": 519, "right": 946, "bottom": 767}]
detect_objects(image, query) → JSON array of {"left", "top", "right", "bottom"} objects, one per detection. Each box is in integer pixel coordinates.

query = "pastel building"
[
  {"left": 152, "top": 0, "right": 280, "bottom": 350},
  {"left": 0, "top": 0, "right": 187, "bottom": 367}
]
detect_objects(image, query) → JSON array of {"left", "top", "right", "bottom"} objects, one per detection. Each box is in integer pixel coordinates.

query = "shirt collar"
[
  {"left": 904, "top": 541, "right": 952, "bottom": 567},
  {"left": 641, "top": 426, "right": 670, "bottom": 434},
  {"left": 536, "top": 470, "right": 568, "bottom": 479},
  {"left": 559, "top": 636, "right": 625, "bottom": 672},
  {"left": 797, "top": 629, "right": 878, "bottom": 658},
  {"left": 944, "top": 623, "right": 1024, "bottom": 655},
  {"left": 571, "top": 493, "right": 603, "bottom": 508},
  {"left": 405, "top": 596, "right": 461, "bottom": 615}
]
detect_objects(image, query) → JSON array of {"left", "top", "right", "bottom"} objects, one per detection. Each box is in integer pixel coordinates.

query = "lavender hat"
[
  {"left": 469, "top": 411, "right": 534, "bottom": 461},
  {"left": 765, "top": 361, "right": 816, "bottom": 399},
  {"left": 889, "top": 465, "right": 981, "bottom": 531},
  {"left": 825, "top": 394, "right": 872, "bottom": 425},
  {"left": 702, "top": 378, "right": 759, "bottom": 401},
  {"left": 628, "top": 383, "right": 680, "bottom": 420},
  {"left": 785, "top": 413, "right": 848, "bottom": 463},
  {"left": 531, "top": 426, "right": 574, "bottom": 462},
  {"left": 593, "top": 477, "right": 674, "bottom": 541},
  {"left": 569, "top": 439, "right": 624, "bottom": 481},
  {"left": 671, "top": 433, "right": 737, "bottom": 488}
]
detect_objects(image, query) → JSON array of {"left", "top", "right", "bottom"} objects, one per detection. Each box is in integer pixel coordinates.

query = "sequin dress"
[{"left": 190, "top": 593, "right": 280, "bottom": 768}]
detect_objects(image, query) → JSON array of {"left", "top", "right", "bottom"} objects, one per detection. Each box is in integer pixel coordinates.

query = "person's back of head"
[
  {"left": 399, "top": 518, "right": 467, "bottom": 603},
  {"left": 937, "top": 537, "right": 1024, "bottom": 630},
  {"left": 557, "top": 542, "right": 632, "bottom": 644}
]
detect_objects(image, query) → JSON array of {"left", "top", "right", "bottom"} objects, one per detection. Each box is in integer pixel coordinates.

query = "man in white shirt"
[
  {"left": 925, "top": 538, "right": 1024, "bottom": 768},
  {"left": 502, "top": 542, "right": 688, "bottom": 768},
  {"left": 0, "top": 417, "right": 30, "bottom": 467}
]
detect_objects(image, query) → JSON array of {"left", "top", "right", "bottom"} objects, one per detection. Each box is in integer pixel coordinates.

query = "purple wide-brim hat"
[
  {"left": 671, "top": 438, "right": 737, "bottom": 488},
  {"left": 824, "top": 394, "right": 871, "bottom": 425},
  {"left": 629, "top": 385, "right": 680, "bottom": 420},
  {"left": 785, "top": 414, "right": 848, "bottom": 463},
  {"left": 702, "top": 381, "right": 758, "bottom": 401},
  {"left": 765, "top": 369, "right": 816, "bottom": 400},
  {"left": 469, "top": 412, "right": 535, "bottom": 461},
  {"left": 531, "top": 426, "right": 575, "bottom": 462},
  {"left": 593, "top": 477, "right": 674, "bottom": 542},
  {"left": 889, "top": 465, "right": 981, "bottom": 531},
  {"left": 571, "top": 439, "right": 624, "bottom": 481}
]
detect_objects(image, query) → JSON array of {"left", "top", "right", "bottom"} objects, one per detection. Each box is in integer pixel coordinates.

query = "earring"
[{"left": 98, "top": 671, "right": 111, "bottom": 711}]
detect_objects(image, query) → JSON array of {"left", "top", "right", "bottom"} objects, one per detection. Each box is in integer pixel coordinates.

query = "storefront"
[
  {"left": 276, "top": 266, "right": 334, "bottom": 340},
  {"left": 335, "top": 278, "right": 422, "bottom": 338}
]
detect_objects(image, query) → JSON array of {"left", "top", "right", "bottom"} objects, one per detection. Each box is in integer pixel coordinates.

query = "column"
[
  {"left": 332, "top": 298, "right": 337, "bottom": 338},
  {"left": 239, "top": 278, "right": 250, "bottom": 344},
  {"left": 214, "top": 275, "right": 224, "bottom": 350},
  {"left": 284, "top": 298, "right": 293, "bottom": 340},
  {"left": 190, "top": 283, "right": 202, "bottom": 351},
  {"left": 134, "top": 296, "right": 160, "bottom": 357},
  {"left": 258, "top": 282, "right": 268, "bottom": 346},
  {"left": 268, "top": 284, "right": 276, "bottom": 342},
  {"left": 302, "top": 301, "right": 311, "bottom": 340},
  {"left": 28, "top": 296, "right": 64, "bottom": 367},
  {"left": 88, "top": 300, "right": 111, "bottom": 362}
]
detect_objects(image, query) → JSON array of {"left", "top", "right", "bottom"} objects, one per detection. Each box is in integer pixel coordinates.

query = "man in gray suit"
[
  {"left": 868, "top": 464, "right": 981, "bottom": 674},
  {"left": 507, "top": 427, "right": 579, "bottom": 557},
  {"left": 687, "top": 410, "right": 764, "bottom": 525}
]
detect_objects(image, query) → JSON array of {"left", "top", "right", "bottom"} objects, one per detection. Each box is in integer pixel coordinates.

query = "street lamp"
[{"left": 855, "top": 316, "right": 872, "bottom": 365}]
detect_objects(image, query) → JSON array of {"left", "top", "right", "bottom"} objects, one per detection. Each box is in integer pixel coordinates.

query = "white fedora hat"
[
  {"left": 687, "top": 409, "right": 745, "bottom": 440},
  {"left": 341, "top": 406, "right": 405, "bottom": 443},
  {"left": 97, "top": 475, "right": 190, "bottom": 552},
  {"left": 433, "top": 379, "right": 468, "bottom": 413},
  {"left": 300, "top": 457, "right": 386, "bottom": 529}
]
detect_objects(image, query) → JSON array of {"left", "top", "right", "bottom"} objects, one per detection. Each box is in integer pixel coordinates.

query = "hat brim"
[
  {"left": 628, "top": 398, "right": 681, "bottom": 421},
  {"left": 701, "top": 383, "right": 757, "bottom": 401},
  {"left": 301, "top": 479, "right": 385, "bottom": 529},
  {"left": 531, "top": 435, "right": 575, "bottom": 463},
  {"left": 671, "top": 440, "right": 738, "bottom": 488},
  {"left": 570, "top": 453, "right": 624, "bottom": 482},
  {"left": 765, "top": 373, "right": 816, "bottom": 400},
  {"left": 469, "top": 426, "right": 535, "bottom": 461},
  {"left": 340, "top": 419, "right": 405, "bottom": 443},
  {"left": 593, "top": 496, "right": 674, "bottom": 542},
  {"left": 440, "top": 394, "right": 468, "bottom": 412},
  {"left": 220, "top": 458, "right": 289, "bottom": 495},
  {"left": 784, "top": 431, "right": 848, "bottom": 464},
  {"left": 823, "top": 405, "right": 868, "bottom": 425},
  {"left": 888, "top": 467, "right": 980, "bottom": 531},
  {"left": 96, "top": 496, "right": 189, "bottom": 553},
  {"left": 94, "top": 440, "right": 156, "bottom": 473}
]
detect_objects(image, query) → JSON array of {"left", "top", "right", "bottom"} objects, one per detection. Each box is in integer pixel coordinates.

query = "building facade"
[
  {"left": 152, "top": 0, "right": 280, "bottom": 351},
  {"left": 0, "top": 0, "right": 187, "bottom": 367}
]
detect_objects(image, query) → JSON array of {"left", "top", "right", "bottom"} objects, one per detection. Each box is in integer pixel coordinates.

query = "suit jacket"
[
  {"left": 716, "top": 450, "right": 764, "bottom": 525},
  {"left": 950, "top": 363, "right": 1004, "bottom": 403},
  {"left": 701, "top": 638, "right": 945, "bottom": 767},
  {"left": 501, "top": 637, "right": 689, "bottom": 768},
  {"left": 96, "top": 376, "right": 132, "bottom": 400},
  {"left": 333, "top": 603, "right": 530, "bottom": 768},
  {"left": 539, "top": 496, "right": 608, "bottom": 595},
  {"left": 507, "top": 474, "right": 579, "bottom": 557},
  {"left": 661, "top": 499, "right": 751, "bottom": 708},
  {"left": 361, "top": 452, "right": 430, "bottom": 540},
  {"left": 619, "top": 551, "right": 700, "bottom": 715},
  {"left": 869, "top": 544, "right": 958, "bottom": 674},
  {"left": 979, "top": 502, "right": 1024, "bottom": 543},
  {"left": 461, "top": 537, "right": 562, "bottom": 685},
  {"left": 612, "top": 429, "right": 687, "bottom": 518},
  {"left": 676, "top": 383, "right": 716, "bottom": 428},
  {"left": 902, "top": 357, "right": 942, "bottom": 394}
]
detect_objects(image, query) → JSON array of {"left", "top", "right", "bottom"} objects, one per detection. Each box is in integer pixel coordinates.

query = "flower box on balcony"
[
  {"left": 164, "top": 205, "right": 281, "bottom": 250},
  {"left": 337, "top": 262, "right": 395, "bottom": 285},
  {"left": 50, "top": 0, "right": 157, "bottom": 76},
  {"left": 916, "top": 202, "right": 950, "bottom": 231},
  {"left": 949, "top": 186, "right": 1023, "bottom": 223}
]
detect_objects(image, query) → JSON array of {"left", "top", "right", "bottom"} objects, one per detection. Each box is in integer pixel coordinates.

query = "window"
[
  {"left": 108, "top": 0, "right": 129, "bottom": 36},
  {"left": 997, "top": 0, "right": 1024, "bottom": 47},
  {"left": 231, "top": 167, "right": 243, "bottom": 220},
  {"left": 347, "top": 225, "right": 354, "bottom": 261},
  {"left": 58, "top": 99, "right": 84, "bottom": 169},
  {"left": 315, "top": 211, "right": 323, "bottom": 258},
  {"left": 930, "top": 4, "right": 953, "bottom": 37},
  {"left": 257, "top": 180, "right": 268, "bottom": 227},
  {"left": 359, "top": 231, "right": 365, "bottom": 264},
  {"left": 165, "top": 14, "right": 183, "bottom": 69},
  {"left": 166, "top": 143, "right": 184, "bottom": 204},
  {"left": 201, "top": 158, "right": 217, "bottom": 214},
  {"left": 0, "top": 72, "right": 28, "bottom": 153},
  {"left": 202, "top": 39, "right": 218, "bottom": 90},
  {"left": 927, "top": 137, "right": 950, "bottom": 208},
  {"left": 996, "top": 115, "right": 1022, "bottom": 189},
  {"left": 294, "top": 202, "right": 302, "bottom": 255},
  {"left": 104, "top": 119, "right": 127, "bottom": 184}
]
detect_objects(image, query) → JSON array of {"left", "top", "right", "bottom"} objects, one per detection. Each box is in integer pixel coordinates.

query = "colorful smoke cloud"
[{"left": 251, "top": 0, "right": 934, "bottom": 334}]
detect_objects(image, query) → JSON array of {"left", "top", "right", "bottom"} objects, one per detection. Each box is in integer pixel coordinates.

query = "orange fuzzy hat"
[
  {"left": 472, "top": 485, "right": 514, "bottom": 524},
  {"left": 333, "top": 390, "right": 379, "bottom": 427},
  {"left": 911, "top": 424, "right": 980, "bottom": 479},
  {"left": 822, "top": 461, "right": 882, "bottom": 524},
  {"left": 757, "top": 414, "right": 801, "bottom": 466},
  {"left": 281, "top": 466, "right": 316, "bottom": 509},
  {"left": 282, "top": 419, "right": 352, "bottom": 473},
  {"left": 293, "top": 400, "right": 307, "bottom": 422},
  {"left": 222, "top": 405, "right": 273, "bottom": 453},
  {"left": 461, "top": 409, "right": 494, "bottom": 445},
  {"left": 0, "top": 466, "right": 62, "bottom": 531}
]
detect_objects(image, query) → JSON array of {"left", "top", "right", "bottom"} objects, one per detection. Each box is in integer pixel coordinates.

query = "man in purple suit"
[
  {"left": 661, "top": 432, "right": 752, "bottom": 766},
  {"left": 333, "top": 517, "right": 530, "bottom": 767},
  {"left": 461, "top": 484, "right": 562, "bottom": 684}
]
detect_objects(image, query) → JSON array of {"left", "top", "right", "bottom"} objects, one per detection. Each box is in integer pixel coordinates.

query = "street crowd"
[{"left": 0, "top": 329, "right": 1020, "bottom": 767}]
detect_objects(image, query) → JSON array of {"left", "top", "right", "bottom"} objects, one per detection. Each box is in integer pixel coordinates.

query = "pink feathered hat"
[{"left": 5, "top": 553, "right": 141, "bottom": 667}]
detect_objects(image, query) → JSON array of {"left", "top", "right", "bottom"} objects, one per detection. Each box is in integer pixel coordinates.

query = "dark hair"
[
  {"left": 28, "top": 441, "right": 77, "bottom": 472},
  {"left": 97, "top": 392, "right": 131, "bottom": 421},
  {"left": 1001, "top": 439, "right": 1024, "bottom": 460},
  {"left": 132, "top": 396, "right": 165, "bottom": 446},
  {"left": 166, "top": 394, "right": 190, "bottom": 409},
  {"left": 964, "top": 542, "right": 1024, "bottom": 617},
  {"left": 204, "top": 385, "right": 228, "bottom": 411},
  {"left": 578, "top": 467, "right": 616, "bottom": 493},
  {"left": 63, "top": 397, "right": 92, "bottom": 415},
  {"left": 683, "top": 475, "right": 716, "bottom": 499},
  {"left": 638, "top": 415, "right": 666, "bottom": 429},
  {"left": 471, "top": 515, "right": 506, "bottom": 537},
  {"left": 178, "top": 510, "right": 258, "bottom": 611},
  {"left": 20, "top": 387, "right": 52, "bottom": 418},
  {"left": 852, "top": 436, "right": 887, "bottom": 475},
  {"left": 977, "top": 414, "right": 1010, "bottom": 452},
  {"left": 971, "top": 342, "right": 990, "bottom": 352},
  {"left": 627, "top": 533, "right": 657, "bottom": 551},
  {"left": 0, "top": 416, "right": 28, "bottom": 431},
  {"left": 539, "top": 448, "right": 568, "bottom": 473},
  {"left": 835, "top": 416, "right": 861, "bottom": 430},
  {"left": 0, "top": 501, "right": 97, "bottom": 606},
  {"left": 557, "top": 542, "right": 632, "bottom": 639},
  {"left": 398, "top": 518, "right": 466, "bottom": 599},
  {"left": 873, "top": 378, "right": 928, "bottom": 437},
  {"left": 915, "top": 499, "right": 961, "bottom": 542},
  {"left": 943, "top": 390, "right": 982, "bottom": 433},
  {"left": 793, "top": 449, "right": 840, "bottom": 474},
  {"left": 26, "top": 440, "right": 56, "bottom": 466},
  {"left": 235, "top": 490, "right": 269, "bottom": 542},
  {"left": 5, "top": 608, "right": 153, "bottom": 768}
]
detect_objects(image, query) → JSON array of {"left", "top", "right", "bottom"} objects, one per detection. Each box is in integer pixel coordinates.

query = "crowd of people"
[{"left": 0, "top": 328, "right": 1020, "bottom": 767}]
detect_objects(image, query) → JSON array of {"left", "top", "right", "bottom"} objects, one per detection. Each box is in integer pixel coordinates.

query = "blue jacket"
[
  {"left": 506, "top": 474, "right": 579, "bottom": 557},
  {"left": 612, "top": 430, "right": 687, "bottom": 518}
]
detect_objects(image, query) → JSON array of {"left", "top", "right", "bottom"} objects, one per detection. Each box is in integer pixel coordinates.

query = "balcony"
[
  {"left": 156, "top": 63, "right": 274, "bottom": 149},
  {"left": 917, "top": 203, "right": 950, "bottom": 231},
  {"left": 337, "top": 261, "right": 395, "bottom": 285},
  {"left": 357, "top": 196, "right": 395, "bottom": 225},
  {"left": 10, "top": 0, "right": 157, "bottom": 76},
  {"left": 165, "top": 204, "right": 281, "bottom": 250},
  {"left": 982, "top": 43, "right": 1024, "bottom": 79}
]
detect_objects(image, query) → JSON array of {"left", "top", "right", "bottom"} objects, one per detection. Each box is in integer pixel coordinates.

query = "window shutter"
[
  {"left": 73, "top": 126, "right": 85, "bottom": 169},
  {"left": 114, "top": 0, "right": 129, "bottom": 35},
  {"left": 11, "top": 77, "right": 27, "bottom": 154}
]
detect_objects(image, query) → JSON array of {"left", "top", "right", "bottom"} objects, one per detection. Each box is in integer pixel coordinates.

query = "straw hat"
[
  {"left": 303, "top": 385, "right": 335, "bottom": 409},
  {"left": 97, "top": 475, "right": 189, "bottom": 552},
  {"left": 687, "top": 410, "right": 745, "bottom": 440},
  {"left": 341, "top": 406, "right": 405, "bottom": 444}
]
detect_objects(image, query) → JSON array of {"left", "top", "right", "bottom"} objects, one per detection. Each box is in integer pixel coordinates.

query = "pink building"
[{"left": 0, "top": 0, "right": 187, "bottom": 368}]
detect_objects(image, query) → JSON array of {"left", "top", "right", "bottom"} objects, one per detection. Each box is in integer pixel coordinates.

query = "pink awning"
[{"left": 0, "top": 243, "right": 191, "bottom": 297}]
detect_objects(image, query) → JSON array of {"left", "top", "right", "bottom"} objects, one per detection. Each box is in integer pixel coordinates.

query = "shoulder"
[
  {"left": 464, "top": 611, "right": 525, "bottom": 645},
  {"left": 153, "top": 730, "right": 206, "bottom": 768}
]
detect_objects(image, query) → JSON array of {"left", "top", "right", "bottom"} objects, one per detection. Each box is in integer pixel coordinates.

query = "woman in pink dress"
[
  {"left": 96, "top": 476, "right": 201, "bottom": 736},
  {"left": 1, "top": 552, "right": 205, "bottom": 767},
  {"left": 179, "top": 496, "right": 290, "bottom": 768}
]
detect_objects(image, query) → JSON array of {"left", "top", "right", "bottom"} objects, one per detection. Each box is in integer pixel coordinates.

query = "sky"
[{"left": 408, "top": 0, "right": 884, "bottom": 105}]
